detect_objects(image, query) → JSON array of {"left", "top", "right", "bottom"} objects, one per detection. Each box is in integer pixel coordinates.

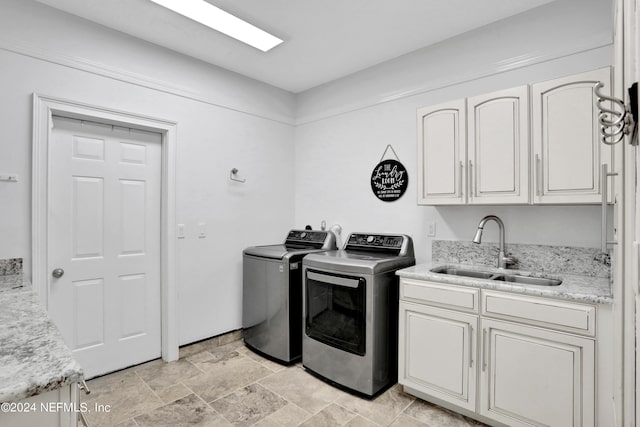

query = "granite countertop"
[
  {"left": 0, "top": 275, "right": 84, "bottom": 402},
  {"left": 397, "top": 261, "right": 613, "bottom": 305}
]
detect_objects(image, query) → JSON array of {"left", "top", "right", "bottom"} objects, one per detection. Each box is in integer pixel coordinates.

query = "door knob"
[{"left": 52, "top": 268, "right": 64, "bottom": 278}]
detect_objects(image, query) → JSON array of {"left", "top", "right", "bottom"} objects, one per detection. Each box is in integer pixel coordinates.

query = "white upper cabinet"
[
  {"left": 417, "top": 99, "right": 466, "bottom": 205},
  {"left": 531, "top": 67, "right": 612, "bottom": 204},
  {"left": 417, "top": 87, "right": 529, "bottom": 206},
  {"left": 467, "top": 86, "right": 529, "bottom": 204},
  {"left": 417, "top": 68, "right": 612, "bottom": 206}
]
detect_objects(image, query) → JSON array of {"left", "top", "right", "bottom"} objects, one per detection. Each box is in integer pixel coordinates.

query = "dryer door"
[{"left": 305, "top": 270, "right": 366, "bottom": 355}]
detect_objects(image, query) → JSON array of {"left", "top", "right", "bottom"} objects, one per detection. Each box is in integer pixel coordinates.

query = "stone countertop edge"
[
  {"left": 0, "top": 275, "right": 84, "bottom": 402},
  {"left": 396, "top": 262, "right": 613, "bottom": 305}
]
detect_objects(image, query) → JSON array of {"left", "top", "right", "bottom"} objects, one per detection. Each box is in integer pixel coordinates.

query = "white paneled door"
[{"left": 48, "top": 116, "right": 162, "bottom": 378}]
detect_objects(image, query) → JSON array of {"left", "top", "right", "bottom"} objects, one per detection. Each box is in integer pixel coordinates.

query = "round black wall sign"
[{"left": 370, "top": 159, "right": 408, "bottom": 202}]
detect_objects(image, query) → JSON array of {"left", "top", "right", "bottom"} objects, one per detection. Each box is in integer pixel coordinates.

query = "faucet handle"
[
  {"left": 503, "top": 255, "right": 518, "bottom": 268},
  {"left": 593, "top": 252, "right": 611, "bottom": 267}
]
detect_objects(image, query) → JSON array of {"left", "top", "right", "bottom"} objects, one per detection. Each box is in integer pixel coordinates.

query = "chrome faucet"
[{"left": 472, "top": 215, "right": 515, "bottom": 269}]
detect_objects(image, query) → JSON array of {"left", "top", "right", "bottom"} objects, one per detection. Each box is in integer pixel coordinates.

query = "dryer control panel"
[
  {"left": 344, "top": 233, "right": 414, "bottom": 256},
  {"left": 347, "top": 234, "right": 404, "bottom": 249}
]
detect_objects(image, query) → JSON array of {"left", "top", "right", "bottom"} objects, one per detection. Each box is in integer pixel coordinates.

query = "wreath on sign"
[{"left": 372, "top": 178, "right": 406, "bottom": 190}]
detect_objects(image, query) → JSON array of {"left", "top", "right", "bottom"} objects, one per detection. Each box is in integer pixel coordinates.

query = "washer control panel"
[{"left": 286, "top": 230, "right": 329, "bottom": 244}]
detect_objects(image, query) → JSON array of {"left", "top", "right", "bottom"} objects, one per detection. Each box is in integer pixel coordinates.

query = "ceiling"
[{"left": 35, "top": 0, "right": 555, "bottom": 93}]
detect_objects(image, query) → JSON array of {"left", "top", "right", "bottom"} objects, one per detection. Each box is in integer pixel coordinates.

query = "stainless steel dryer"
[
  {"left": 302, "top": 233, "right": 415, "bottom": 397},
  {"left": 243, "top": 230, "right": 337, "bottom": 363}
]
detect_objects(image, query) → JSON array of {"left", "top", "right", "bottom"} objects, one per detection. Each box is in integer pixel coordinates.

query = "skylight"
[{"left": 149, "top": 0, "right": 283, "bottom": 52}]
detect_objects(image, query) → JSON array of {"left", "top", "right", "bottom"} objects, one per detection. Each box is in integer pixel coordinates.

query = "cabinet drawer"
[
  {"left": 481, "top": 290, "right": 596, "bottom": 336},
  {"left": 400, "top": 278, "right": 479, "bottom": 313}
]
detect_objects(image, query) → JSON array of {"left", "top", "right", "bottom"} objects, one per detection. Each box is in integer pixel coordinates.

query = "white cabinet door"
[
  {"left": 398, "top": 301, "right": 477, "bottom": 411},
  {"left": 467, "top": 86, "right": 529, "bottom": 204},
  {"left": 531, "top": 67, "right": 612, "bottom": 204},
  {"left": 417, "top": 100, "right": 466, "bottom": 205},
  {"left": 479, "top": 319, "right": 595, "bottom": 427},
  {"left": 0, "top": 384, "right": 78, "bottom": 427}
]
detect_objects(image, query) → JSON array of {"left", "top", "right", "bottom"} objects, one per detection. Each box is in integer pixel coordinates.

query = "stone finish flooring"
[{"left": 81, "top": 331, "right": 486, "bottom": 426}]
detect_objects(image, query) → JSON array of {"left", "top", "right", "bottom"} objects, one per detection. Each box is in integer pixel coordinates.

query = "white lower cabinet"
[
  {"left": 399, "top": 278, "right": 598, "bottom": 427},
  {"left": 399, "top": 301, "right": 477, "bottom": 411},
  {"left": 479, "top": 319, "right": 594, "bottom": 427},
  {"left": 0, "top": 384, "right": 79, "bottom": 427}
]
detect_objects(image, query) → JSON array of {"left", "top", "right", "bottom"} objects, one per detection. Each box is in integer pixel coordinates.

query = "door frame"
[
  {"left": 617, "top": 0, "right": 640, "bottom": 424},
  {"left": 31, "top": 93, "right": 179, "bottom": 362}
]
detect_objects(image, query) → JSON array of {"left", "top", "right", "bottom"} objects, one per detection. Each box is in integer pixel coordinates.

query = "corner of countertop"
[{"left": 0, "top": 272, "right": 85, "bottom": 403}]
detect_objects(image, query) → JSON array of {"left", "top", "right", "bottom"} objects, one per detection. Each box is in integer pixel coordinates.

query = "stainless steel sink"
[
  {"left": 430, "top": 267, "right": 562, "bottom": 286},
  {"left": 492, "top": 274, "right": 562, "bottom": 286},
  {"left": 429, "top": 267, "right": 499, "bottom": 280}
]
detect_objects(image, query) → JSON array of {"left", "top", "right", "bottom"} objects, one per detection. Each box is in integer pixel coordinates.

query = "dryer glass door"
[{"left": 305, "top": 270, "right": 366, "bottom": 355}]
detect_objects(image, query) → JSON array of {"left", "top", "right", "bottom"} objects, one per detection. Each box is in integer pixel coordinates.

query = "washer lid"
[
  {"left": 244, "top": 244, "right": 289, "bottom": 259},
  {"left": 244, "top": 244, "right": 329, "bottom": 260},
  {"left": 244, "top": 229, "right": 338, "bottom": 260}
]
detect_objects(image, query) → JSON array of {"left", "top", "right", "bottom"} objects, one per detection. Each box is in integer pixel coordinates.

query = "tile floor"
[{"left": 81, "top": 331, "right": 486, "bottom": 426}]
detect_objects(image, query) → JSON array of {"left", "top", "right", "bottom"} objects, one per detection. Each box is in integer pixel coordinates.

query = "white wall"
[
  {"left": 0, "top": 0, "right": 615, "bottom": 345},
  {"left": 0, "top": 0, "right": 296, "bottom": 345},
  {"left": 294, "top": 0, "right": 614, "bottom": 264},
  {"left": 296, "top": 0, "right": 613, "bottom": 123}
]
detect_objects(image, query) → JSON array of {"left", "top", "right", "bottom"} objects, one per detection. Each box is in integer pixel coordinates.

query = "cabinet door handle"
[
  {"left": 601, "top": 163, "right": 619, "bottom": 252},
  {"left": 482, "top": 328, "right": 488, "bottom": 372},
  {"left": 601, "top": 163, "right": 608, "bottom": 252},
  {"left": 79, "top": 411, "right": 91, "bottom": 427},
  {"left": 459, "top": 161, "right": 464, "bottom": 197},
  {"left": 468, "top": 160, "right": 474, "bottom": 199},
  {"left": 79, "top": 379, "right": 91, "bottom": 395},
  {"left": 468, "top": 324, "right": 473, "bottom": 368},
  {"left": 78, "top": 381, "right": 91, "bottom": 426},
  {"left": 535, "top": 154, "right": 542, "bottom": 197}
]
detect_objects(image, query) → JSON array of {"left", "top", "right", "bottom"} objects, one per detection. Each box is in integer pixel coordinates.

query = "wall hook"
[
  {"left": 594, "top": 82, "right": 637, "bottom": 146},
  {"left": 230, "top": 168, "right": 246, "bottom": 183}
]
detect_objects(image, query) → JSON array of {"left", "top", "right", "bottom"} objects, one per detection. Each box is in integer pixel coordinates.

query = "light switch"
[
  {"left": 198, "top": 222, "right": 207, "bottom": 238},
  {"left": 177, "top": 224, "right": 185, "bottom": 239},
  {"left": 427, "top": 221, "right": 436, "bottom": 237}
]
